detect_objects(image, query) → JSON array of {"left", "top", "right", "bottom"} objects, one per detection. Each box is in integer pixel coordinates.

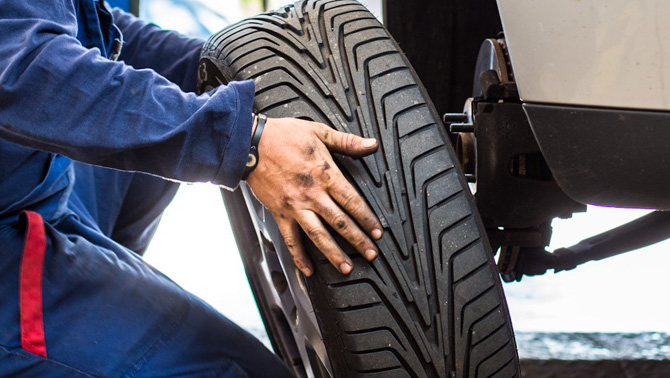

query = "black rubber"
[{"left": 200, "top": 1, "right": 520, "bottom": 377}]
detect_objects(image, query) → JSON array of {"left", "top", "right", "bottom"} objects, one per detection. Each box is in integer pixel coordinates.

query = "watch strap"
[{"left": 242, "top": 113, "right": 267, "bottom": 180}]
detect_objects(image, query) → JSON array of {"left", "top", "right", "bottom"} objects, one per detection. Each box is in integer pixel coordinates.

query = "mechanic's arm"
[
  {"left": 0, "top": 0, "right": 252, "bottom": 187},
  {"left": 0, "top": 0, "right": 382, "bottom": 273},
  {"left": 111, "top": 8, "right": 203, "bottom": 93}
]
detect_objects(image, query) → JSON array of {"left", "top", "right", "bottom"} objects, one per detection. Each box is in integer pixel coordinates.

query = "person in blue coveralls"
[{"left": 0, "top": 1, "right": 384, "bottom": 376}]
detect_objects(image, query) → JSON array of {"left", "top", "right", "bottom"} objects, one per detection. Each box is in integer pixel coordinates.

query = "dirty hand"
[{"left": 245, "top": 117, "right": 383, "bottom": 276}]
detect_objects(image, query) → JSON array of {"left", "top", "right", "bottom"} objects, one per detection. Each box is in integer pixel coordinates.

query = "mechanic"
[{"left": 0, "top": 0, "right": 384, "bottom": 376}]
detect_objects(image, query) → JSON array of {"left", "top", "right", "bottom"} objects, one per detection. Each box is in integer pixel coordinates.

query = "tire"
[{"left": 199, "top": 1, "right": 520, "bottom": 377}]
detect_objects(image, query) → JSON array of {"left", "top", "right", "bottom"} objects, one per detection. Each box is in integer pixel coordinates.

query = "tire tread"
[{"left": 201, "top": 1, "right": 519, "bottom": 376}]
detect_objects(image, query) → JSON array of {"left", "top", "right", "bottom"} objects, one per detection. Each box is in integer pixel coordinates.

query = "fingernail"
[
  {"left": 339, "top": 261, "right": 353, "bottom": 274},
  {"left": 303, "top": 267, "right": 313, "bottom": 276},
  {"left": 365, "top": 249, "right": 377, "bottom": 261},
  {"left": 371, "top": 228, "right": 383, "bottom": 240},
  {"left": 362, "top": 138, "right": 377, "bottom": 148}
]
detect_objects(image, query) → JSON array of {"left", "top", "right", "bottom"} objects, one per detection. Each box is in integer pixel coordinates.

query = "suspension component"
[
  {"left": 444, "top": 38, "right": 585, "bottom": 265},
  {"left": 446, "top": 37, "right": 670, "bottom": 282},
  {"left": 500, "top": 211, "right": 670, "bottom": 282}
]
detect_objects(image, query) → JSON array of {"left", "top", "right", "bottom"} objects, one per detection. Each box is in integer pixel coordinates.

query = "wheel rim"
[{"left": 239, "top": 182, "right": 333, "bottom": 378}]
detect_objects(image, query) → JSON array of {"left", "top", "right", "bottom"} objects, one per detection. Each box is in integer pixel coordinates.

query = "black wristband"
[{"left": 242, "top": 113, "right": 267, "bottom": 180}]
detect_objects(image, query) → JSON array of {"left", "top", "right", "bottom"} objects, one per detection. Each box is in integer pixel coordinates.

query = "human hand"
[{"left": 245, "top": 117, "right": 383, "bottom": 276}]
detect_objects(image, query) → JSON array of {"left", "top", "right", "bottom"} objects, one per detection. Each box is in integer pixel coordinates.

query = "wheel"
[{"left": 199, "top": 1, "right": 520, "bottom": 377}]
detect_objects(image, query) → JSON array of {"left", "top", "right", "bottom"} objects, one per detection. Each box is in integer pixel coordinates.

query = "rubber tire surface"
[{"left": 200, "top": 1, "right": 520, "bottom": 377}]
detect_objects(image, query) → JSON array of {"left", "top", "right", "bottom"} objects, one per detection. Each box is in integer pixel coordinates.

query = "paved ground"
[
  {"left": 520, "top": 360, "right": 670, "bottom": 378},
  {"left": 517, "top": 332, "right": 670, "bottom": 377},
  {"left": 516, "top": 333, "right": 670, "bottom": 360}
]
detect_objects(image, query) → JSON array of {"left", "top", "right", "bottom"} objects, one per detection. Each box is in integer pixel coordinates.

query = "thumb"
[{"left": 317, "top": 126, "right": 378, "bottom": 157}]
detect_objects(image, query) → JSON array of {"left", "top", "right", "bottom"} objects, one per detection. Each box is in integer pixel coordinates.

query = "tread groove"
[
  {"left": 475, "top": 340, "right": 512, "bottom": 378},
  {"left": 371, "top": 65, "right": 411, "bottom": 80},
  {"left": 486, "top": 356, "right": 515, "bottom": 378},
  {"left": 472, "top": 322, "right": 506, "bottom": 349},
  {"left": 454, "top": 261, "right": 488, "bottom": 286},
  {"left": 459, "top": 285, "right": 496, "bottom": 336}
]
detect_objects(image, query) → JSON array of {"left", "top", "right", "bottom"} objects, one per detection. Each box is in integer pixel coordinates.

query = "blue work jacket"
[{"left": 0, "top": 0, "right": 255, "bottom": 224}]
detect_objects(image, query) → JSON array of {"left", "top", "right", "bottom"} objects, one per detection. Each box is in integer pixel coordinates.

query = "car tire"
[{"left": 199, "top": 1, "right": 520, "bottom": 377}]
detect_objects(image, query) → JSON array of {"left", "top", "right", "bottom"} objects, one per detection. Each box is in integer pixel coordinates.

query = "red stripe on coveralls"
[{"left": 19, "top": 211, "right": 47, "bottom": 358}]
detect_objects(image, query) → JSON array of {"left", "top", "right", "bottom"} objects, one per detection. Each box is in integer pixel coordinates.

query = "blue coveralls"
[{"left": 0, "top": 1, "right": 294, "bottom": 376}]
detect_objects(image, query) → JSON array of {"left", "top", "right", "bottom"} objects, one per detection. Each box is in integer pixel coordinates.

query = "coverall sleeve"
[
  {"left": 0, "top": 0, "right": 254, "bottom": 189},
  {"left": 111, "top": 8, "right": 204, "bottom": 93}
]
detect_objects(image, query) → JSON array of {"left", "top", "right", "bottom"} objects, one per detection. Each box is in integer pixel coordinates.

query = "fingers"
[
  {"left": 316, "top": 196, "right": 378, "bottom": 261},
  {"left": 296, "top": 211, "right": 354, "bottom": 275},
  {"left": 316, "top": 125, "right": 378, "bottom": 158},
  {"left": 277, "top": 220, "right": 314, "bottom": 276},
  {"left": 328, "top": 175, "right": 384, "bottom": 241}
]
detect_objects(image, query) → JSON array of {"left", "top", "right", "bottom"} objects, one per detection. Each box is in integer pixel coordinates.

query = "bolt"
[
  {"left": 443, "top": 113, "right": 468, "bottom": 123},
  {"left": 449, "top": 123, "right": 475, "bottom": 133}
]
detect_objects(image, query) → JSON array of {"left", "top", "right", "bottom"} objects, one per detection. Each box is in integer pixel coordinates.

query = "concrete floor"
[{"left": 520, "top": 360, "right": 670, "bottom": 378}]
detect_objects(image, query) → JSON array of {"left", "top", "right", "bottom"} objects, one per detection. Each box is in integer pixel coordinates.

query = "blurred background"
[{"left": 126, "top": 0, "right": 670, "bottom": 361}]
